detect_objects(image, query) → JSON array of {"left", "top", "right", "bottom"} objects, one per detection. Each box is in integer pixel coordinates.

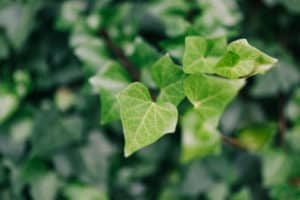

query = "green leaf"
[
  {"left": 181, "top": 110, "right": 221, "bottom": 162},
  {"left": 184, "top": 74, "right": 245, "bottom": 123},
  {"left": 286, "top": 88, "right": 300, "bottom": 124},
  {"left": 56, "top": 1, "right": 86, "bottom": 30},
  {"left": 118, "top": 82, "right": 178, "bottom": 157},
  {"left": 262, "top": 151, "right": 292, "bottom": 187},
  {"left": 251, "top": 61, "right": 300, "bottom": 97},
  {"left": 207, "top": 182, "right": 229, "bottom": 200},
  {"left": 30, "top": 172, "right": 60, "bottom": 200},
  {"left": 151, "top": 54, "right": 186, "bottom": 105},
  {"left": 32, "top": 111, "right": 83, "bottom": 156},
  {"left": 129, "top": 37, "right": 159, "bottom": 68},
  {"left": 230, "top": 188, "right": 251, "bottom": 200},
  {"left": 63, "top": 183, "right": 108, "bottom": 200},
  {"left": 0, "top": 86, "right": 19, "bottom": 124},
  {"left": 90, "top": 62, "right": 131, "bottom": 124},
  {"left": 237, "top": 123, "right": 276, "bottom": 152},
  {"left": 214, "top": 39, "right": 278, "bottom": 79},
  {"left": 183, "top": 36, "right": 226, "bottom": 74},
  {"left": 0, "top": 1, "right": 42, "bottom": 50}
]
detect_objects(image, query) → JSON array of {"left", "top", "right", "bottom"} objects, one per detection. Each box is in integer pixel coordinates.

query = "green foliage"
[{"left": 1, "top": 0, "right": 300, "bottom": 199}]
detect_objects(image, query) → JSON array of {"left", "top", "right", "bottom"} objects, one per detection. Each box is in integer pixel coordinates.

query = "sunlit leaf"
[{"left": 119, "top": 82, "right": 178, "bottom": 156}]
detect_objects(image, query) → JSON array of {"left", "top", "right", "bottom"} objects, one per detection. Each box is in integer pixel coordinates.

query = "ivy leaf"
[
  {"left": 183, "top": 36, "right": 226, "bottom": 74},
  {"left": 262, "top": 151, "right": 292, "bottom": 187},
  {"left": 236, "top": 123, "right": 276, "bottom": 152},
  {"left": 129, "top": 37, "right": 159, "bottom": 68},
  {"left": 151, "top": 54, "right": 186, "bottom": 105},
  {"left": 286, "top": 88, "right": 300, "bottom": 124},
  {"left": 0, "top": 1, "right": 42, "bottom": 50},
  {"left": 0, "top": 85, "right": 19, "bottom": 124},
  {"left": 118, "top": 82, "right": 178, "bottom": 157},
  {"left": 181, "top": 110, "right": 221, "bottom": 162},
  {"left": 63, "top": 183, "right": 108, "bottom": 200},
  {"left": 184, "top": 74, "right": 245, "bottom": 123},
  {"left": 90, "top": 62, "right": 131, "bottom": 124},
  {"left": 30, "top": 172, "right": 60, "bottom": 200},
  {"left": 230, "top": 188, "right": 251, "bottom": 200},
  {"left": 214, "top": 39, "right": 278, "bottom": 79}
]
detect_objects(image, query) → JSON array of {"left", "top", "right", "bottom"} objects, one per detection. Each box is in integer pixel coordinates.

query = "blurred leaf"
[
  {"left": 0, "top": 86, "right": 19, "bottom": 124},
  {"left": 71, "top": 32, "right": 109, "bottom": 74},
  {"left": 262, "top": 151, "right": 293, "bottom": 187},
  {"left": 0, "top": 118, "right": 33, "bottom": 158},
  {"left": 90, "top": 62, "right": 131, "bottom": 124},
  {"left": 181, "top": 161, "right": 215, "bottom": 196},
  {"left": 207, "top": 182, "right": 228, "bottom": 200},
  {"left": 163, "top": 17, "right": 190, "bottom": 37},
  {"left": 129, "top": 37, "right": 159, "bottom": 68},
  {"left": 63, "top": 183, "right": 108, "bottom": 200},
  {"left": 230, "top": 188, "right": 251, "bottom": 200},
  {"left": 119, "top": 82, "right": 178, "bottom": 157},
  {"left": 237, "top": 123, "right": 276, "bottom": 152},
  {"left": 251, "top": 60, "right": 300, "bottom": 97},
  {"left": 32, "top": 111, "right": 83, "bottom": 156},
  {"left": 181, "top": 110, "right": 221, "bottom": 162},
  {"left": 77, "top": 132, "right": 114, "bottom": 187},
  {"left": 0, "top": 1, "right": 42, "bottom": 50},
  {"left": 13, "top": 70, "right": 31, "bottom": 98},
  {"left": 56, "top": 0, "right": 86, "bottom": 30},
  {"left": 54, "top": 87, "right": 75, "bottom": 112},
  {"left": 286, "top": 126, "right": 300, "bottom": 153},
  {"left": 264, "top": 0, "right": 300, "bottom": 13},
  {"left": 269, "top": 184, "right": 300, "bottom": 200},
  {"left": 286, "top": 88, "right": 300, "bottom": 124},
  {"left": 30, "top": 172, "right": 60, "bottom": 200}
]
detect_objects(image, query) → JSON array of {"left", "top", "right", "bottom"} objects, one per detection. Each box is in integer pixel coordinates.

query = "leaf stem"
[
  {"left": 221, "top": 134, "right": 246, "bottom": 150},
  {"left": 100, "top": 29, "right": 140, "bottom": 81}
]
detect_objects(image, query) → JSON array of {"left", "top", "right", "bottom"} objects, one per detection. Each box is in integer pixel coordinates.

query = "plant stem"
[
  {"left": 278, "top": 94, "right": 286, "bottom": 146},
  {"left": 100, "top": 29, "right": 140, "bottom": 81},
  {"left": 221, "top": 134, "right": 246, "bottom": 151}
]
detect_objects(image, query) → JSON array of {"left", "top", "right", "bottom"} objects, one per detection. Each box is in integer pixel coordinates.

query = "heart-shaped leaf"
[{"left": 118, "top": 82, "right": 178, "bottom": 157}]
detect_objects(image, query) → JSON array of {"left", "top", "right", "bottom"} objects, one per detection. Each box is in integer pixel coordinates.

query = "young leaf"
[
  {"left": 89, "top": 62, "right": 131, "bottom": 124},
  {"left": 214, "top": 39, "right": 278, "bottom": 79},
  {"left": 184, "top": 74, "right": 245, "bottom": 123},
  {"left": 118, "top": 82, "right": 178, "bottom": 157},
  {"left": 151, "top": 54, "right": 186, "bottom": 105},
  {"left": 183, "top": 36, "right": 226, "bottom": 74}
]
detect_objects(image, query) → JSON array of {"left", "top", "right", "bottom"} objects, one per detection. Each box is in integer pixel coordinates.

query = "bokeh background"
[{"left": 1, "top": 0, "right": 300, "bottom": 199}]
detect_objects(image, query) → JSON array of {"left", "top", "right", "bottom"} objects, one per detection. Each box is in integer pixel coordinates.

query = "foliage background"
[{"left": 1, "top": 0, "right": 300, "bottom": 199}]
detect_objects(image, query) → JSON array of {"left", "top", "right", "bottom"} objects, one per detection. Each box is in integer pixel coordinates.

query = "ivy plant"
[{"left": 91, "top": 36, "right": 277, "bottom": 159}]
